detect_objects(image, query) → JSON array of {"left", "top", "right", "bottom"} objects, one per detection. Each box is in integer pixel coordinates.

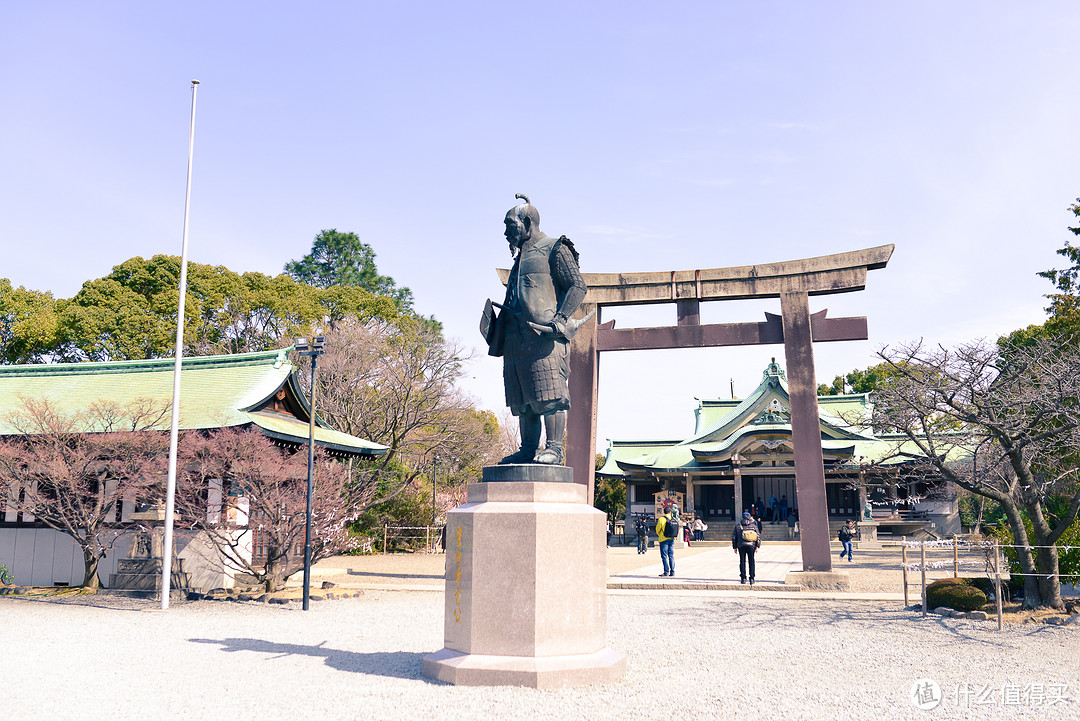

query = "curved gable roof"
[{"left": 0, "top": 348, "right": 387, "bottom": 457}]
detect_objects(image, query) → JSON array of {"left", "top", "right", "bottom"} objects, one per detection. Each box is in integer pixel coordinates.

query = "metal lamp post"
[{"left": 294, "top": 335, "right": 325, "bottom": 611}]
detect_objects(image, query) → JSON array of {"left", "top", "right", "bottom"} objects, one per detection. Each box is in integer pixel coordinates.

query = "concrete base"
[
  {"left": 423, "top": 468, "right": 625, "bottom": 687},
  {"left": 423, "top": 647, "right": 625, "bottom": 689},
  {"left": 785, "top": 570, "right": 851, "bottom": 591}
]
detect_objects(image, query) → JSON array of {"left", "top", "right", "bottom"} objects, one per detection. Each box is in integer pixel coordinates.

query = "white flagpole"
[{"left": 161, "top": 79, "right": 199, "bottom": 610}]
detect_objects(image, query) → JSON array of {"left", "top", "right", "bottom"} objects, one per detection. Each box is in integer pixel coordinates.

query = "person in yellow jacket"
[{"left": 655, "top": 508, "right": 679, "bottom": 577}]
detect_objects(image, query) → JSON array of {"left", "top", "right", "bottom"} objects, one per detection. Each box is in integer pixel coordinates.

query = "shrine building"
[{"left": 597, "top": 359, "right": 959, "bottom": 539}]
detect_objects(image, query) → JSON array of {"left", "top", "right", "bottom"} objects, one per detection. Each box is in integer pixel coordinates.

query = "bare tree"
[
  {"left": 873, "top": 337, "right": 1080, "bottom": 609},
  {"left": 308, "top": 317, "right": 489, "bottom": 506},
  {"left": 0, "top": 398, "right": 167, "bottom": 588},
  {"left": 175, "top": 427, "right": 365, "bottom": 592}
]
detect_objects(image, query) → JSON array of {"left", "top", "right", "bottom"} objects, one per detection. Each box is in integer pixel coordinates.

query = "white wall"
[
  {"left": 0, "top": 526, "right": 252, "bottom": 592},
  {"left": 0, "top": 528, "right": 132, "bottom": 587}
]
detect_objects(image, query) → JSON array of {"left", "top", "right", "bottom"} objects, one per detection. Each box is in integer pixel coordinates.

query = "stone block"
[
  {"left": 783, "top": 571, "right": 850, "bottom": 591},
  {"left": 424, "top": 478, "right": 624, "bottom": 688},
  {"left": 481, "top": 464, "right": 574, "bottom": 484}
]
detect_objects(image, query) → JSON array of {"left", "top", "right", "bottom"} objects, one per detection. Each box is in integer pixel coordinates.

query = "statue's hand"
[{"left": 549, "top": 315, "right": 568, "bottom": 337}]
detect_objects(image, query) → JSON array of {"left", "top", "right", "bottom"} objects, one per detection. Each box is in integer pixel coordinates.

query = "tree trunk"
[
  {"left": 81, "top": 548, "right": 101, "bottom": 590},
  {"left": 1028, "top": 502, "right": 1064, "bottom": 610},
  {"left": 262, "top": 546, "right": 291, "bottom": 593},
  {"left": 999, "top": 499, "right": 1043, "bottom": 608}
]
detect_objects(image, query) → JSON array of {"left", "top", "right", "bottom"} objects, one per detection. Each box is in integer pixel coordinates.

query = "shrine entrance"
[{"left": 538, "top": 244, "right": 893, "bottom": 572}]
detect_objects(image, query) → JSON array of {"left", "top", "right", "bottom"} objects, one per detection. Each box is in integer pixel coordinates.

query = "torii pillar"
[{"left": 499, "top": 245, "right": 893, "bottom": 572}]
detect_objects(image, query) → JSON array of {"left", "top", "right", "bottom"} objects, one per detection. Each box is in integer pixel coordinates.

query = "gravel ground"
[
  {"left": 300, "top": 543, "right": 1018, "bottom": 597},
  {"left": 3, "top": 589, "right": 1078, "bottom": 721}
]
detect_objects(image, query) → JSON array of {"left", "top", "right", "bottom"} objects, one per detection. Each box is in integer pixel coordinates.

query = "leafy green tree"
[
  {"left": 1001, "top": 198, "right": 1080, "bottom": 349},
  {"left": 51, "top": 255, "right": 398, "bottom": 362},
  {"left": 285, "top": 229, "right": 414, "bottom": 313},
  {"left": 1035, "top": 198, "right": 1080, "bottom": 332},
  {"left": 593, "top": 476, "right": 627, "bottom": 523},
  {"left": 592, "top": 453, "right": 627, "bottom": 522},
  {"left": 0, "top": 280, "right": 59, "bottom": 364},
  {"left": 817, "top": 363, "right": 892, "bottom": 396}
]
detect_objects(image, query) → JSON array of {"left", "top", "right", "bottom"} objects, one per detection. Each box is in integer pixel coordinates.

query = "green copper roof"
[
  {"left": 0, "top": 348, "right": 387, "bottom": 457},
  {"left": 599, "top": 360, "right": 905, "bottom": 476},
  {"left": 245, "top": 411, "right": 387, "bottom": 455}
]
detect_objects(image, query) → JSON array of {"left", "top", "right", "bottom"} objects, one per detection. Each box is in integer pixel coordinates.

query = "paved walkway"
[
  {"left": 609, "top": 545, "right": 802, "bottom": 589},
  {"left": 292, "top": 543, "right": 907, "bottom": 601}
]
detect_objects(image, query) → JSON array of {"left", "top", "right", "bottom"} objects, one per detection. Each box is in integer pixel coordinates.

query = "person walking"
[
  {"left": 634, "top": 515, "right": 649, "bottom": 554},
  {"left": 656, "top": 507, "right": 679, "bottom": 577},
  {"left": 732, "top": 511, "right": 761, "bottom": 585},
  {"left": 787, "top": 508, "right": 798, "bottom": 540},
  {"left": 838, "top": 518, "right": 856, "bottom": 561}
]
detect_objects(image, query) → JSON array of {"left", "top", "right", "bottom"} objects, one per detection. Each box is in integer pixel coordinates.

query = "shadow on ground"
[
  {"left": 189, "top": 637, "right": 432, "bottom": 680},
  {"left": 345, "top": 569, "right": 444, "bottom": 581}
]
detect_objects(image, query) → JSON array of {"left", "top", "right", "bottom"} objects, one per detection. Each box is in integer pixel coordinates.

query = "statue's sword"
[{"left": 487, "top": 300, "right": 595, "bottom": 340}]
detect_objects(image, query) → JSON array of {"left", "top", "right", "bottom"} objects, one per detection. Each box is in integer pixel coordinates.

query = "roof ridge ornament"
[
  {"left": 752, "top": 398, "right": 789, "bottom": 425},
  {"left": 762, "top": 357, "right": 786, "bottom": 381}
]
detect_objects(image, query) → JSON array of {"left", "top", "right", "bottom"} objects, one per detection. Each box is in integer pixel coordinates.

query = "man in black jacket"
[
  {"left": 634, "top": 515, "right": 649, "bottom": 554},
  {"left": 732, "top": 511, "right": 762, "bottom": 585}
]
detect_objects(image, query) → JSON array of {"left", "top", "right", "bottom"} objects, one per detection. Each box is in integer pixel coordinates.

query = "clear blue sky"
[{"left": 3, "top": 2, "right": 1079, "bottom": 450}]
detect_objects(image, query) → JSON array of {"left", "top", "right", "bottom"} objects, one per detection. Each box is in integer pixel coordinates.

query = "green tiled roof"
[
  {"left": 0, "top": 348, "right": 387, "bottom": 457},
  {"left": 599, "top": 360, "right": 916, "bottom": 476},
  {"left": 244, "top": 411, "right": 386, "bottom": 456}
]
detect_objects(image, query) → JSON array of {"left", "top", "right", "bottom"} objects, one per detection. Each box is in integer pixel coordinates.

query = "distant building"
[
  {"left": 0, "top": 348, "right": 386, "bottom": 589},
  {"left": 597, "top": 359, "right": 958, "bottom": 538}
]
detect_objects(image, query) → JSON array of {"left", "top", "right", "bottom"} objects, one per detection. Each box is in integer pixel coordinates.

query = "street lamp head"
[
  {"left": 313, "top": 336, "right": 326, "bottom": 351},
  {"left": 191, "top": 79, "right": 200, "bottom": 86},
  {"left": 295, "top": 337, "right": 309, "bottom": 352}
]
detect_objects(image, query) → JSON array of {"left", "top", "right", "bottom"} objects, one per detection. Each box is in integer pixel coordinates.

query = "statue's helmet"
[{"left": 505, "top": 193, "right": 540, "bottom": 230}]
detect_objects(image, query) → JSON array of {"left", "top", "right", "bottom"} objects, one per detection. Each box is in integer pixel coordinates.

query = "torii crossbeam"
[{"left": 500, "top": 244, "right": 893, "bottom": 571}]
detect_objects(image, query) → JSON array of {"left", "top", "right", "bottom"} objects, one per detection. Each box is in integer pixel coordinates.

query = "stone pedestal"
[
  {"left": 857, "top": 521, "right": 882, "bottom": 549},
  {"left": 107, "top": 505, "right": 190, "bottom": 599},
  {"left": 422, "top": 465, "right": 625, "bottom": 688}
]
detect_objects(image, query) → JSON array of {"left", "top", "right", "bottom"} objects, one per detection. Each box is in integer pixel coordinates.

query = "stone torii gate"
[{"left": 499, "top": 244, "right": 893, "bottom": 572}]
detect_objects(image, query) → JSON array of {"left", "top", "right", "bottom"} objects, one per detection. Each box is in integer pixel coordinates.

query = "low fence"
[
  {"left": 900, "top": 537, "right": 1080, "bottom": 632},
  {"left": 380, "top": 525, "right": 445, "bottom": 554}
]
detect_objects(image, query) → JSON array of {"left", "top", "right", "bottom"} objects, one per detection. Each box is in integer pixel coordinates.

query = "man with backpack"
[
  {"left": 732, "top": 511, "right": 761, "bottom": 585},
  {"left": 656, "top": 506, "right": 679, "bottom": 577},
  {"left": 634, "top": 515, "right": 649, "bottom": 554},
  {"left": 838, "top": 519, "right": 856, "bottom": 561}
]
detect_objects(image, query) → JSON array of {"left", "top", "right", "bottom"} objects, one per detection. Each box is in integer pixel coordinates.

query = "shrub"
[
  {"left": 926, "top": 578, "right": 988, "bottom": 611},
  {"left": 967, "top": 577, "right": 1000, "bottom": 600}
]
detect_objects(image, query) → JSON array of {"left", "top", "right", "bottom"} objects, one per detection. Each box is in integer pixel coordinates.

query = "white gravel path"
[{"left": 2, "top": 591, "right": 1077, "bottom": 721}]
